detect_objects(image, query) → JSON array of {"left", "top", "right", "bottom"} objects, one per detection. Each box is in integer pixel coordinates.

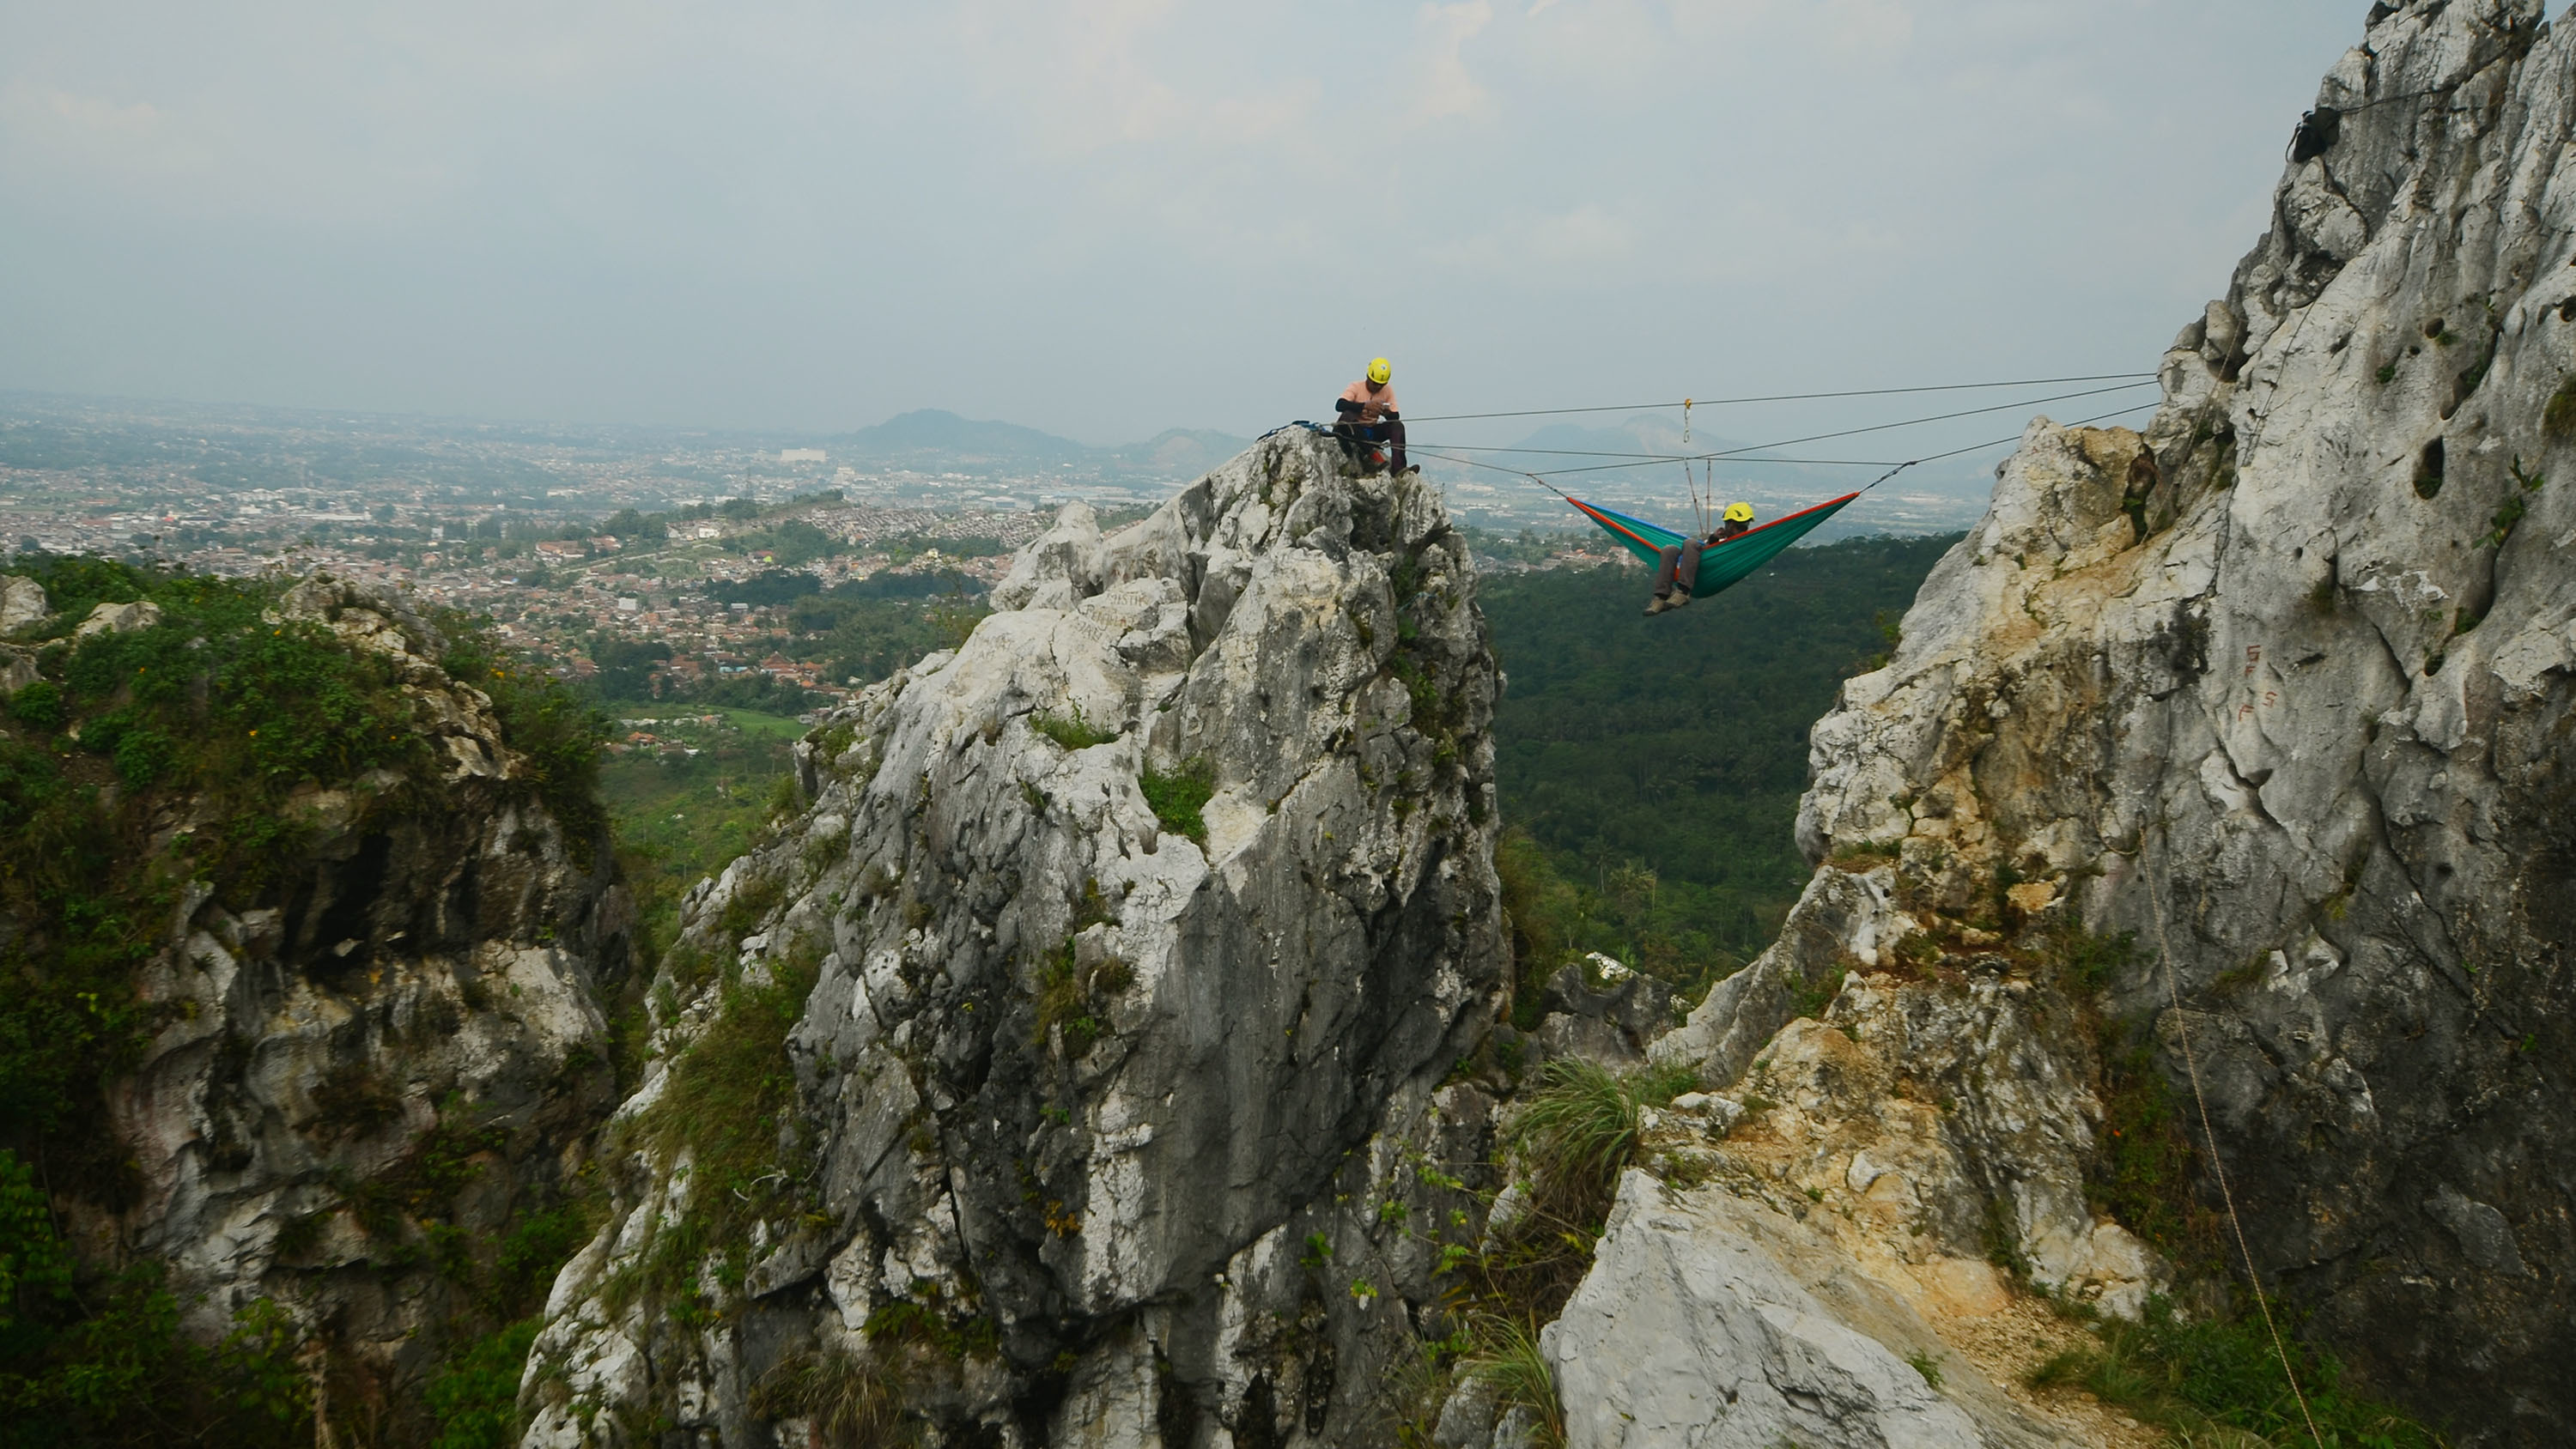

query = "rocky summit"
[{"left": 521, "top": 430, "right": 1511, "bottom": 1446}]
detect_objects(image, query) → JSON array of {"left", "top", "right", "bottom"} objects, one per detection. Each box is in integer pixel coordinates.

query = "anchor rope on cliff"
[{"left": 2143, "top": 840, "right": 2330, "bottom": 1449}]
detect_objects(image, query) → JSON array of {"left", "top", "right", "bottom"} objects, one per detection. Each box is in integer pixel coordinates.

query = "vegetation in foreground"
[
  {"left": 2031, "top": 1298, "right": 2451, "bottom": 1448},
  {"left": 0, "top": 556, "right": 615, "bottom": 1446}
]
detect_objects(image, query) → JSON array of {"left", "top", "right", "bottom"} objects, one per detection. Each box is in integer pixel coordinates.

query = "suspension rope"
[
  {"left": 1408, "top": 399, "right": 2160, "bottom": 497},
  {"left": 2144, "top": 835, "right": 2329, "bottom": 1449},
  {"left": 1396, "top": 370, "right": 2156, "bottom": 425},
  {"left": 1435, "top": 381, "right": 2156, "bottom": 482}
]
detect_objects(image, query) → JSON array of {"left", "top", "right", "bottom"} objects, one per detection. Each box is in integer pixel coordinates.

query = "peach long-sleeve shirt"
[{"left": 1339, "top": 379, "right": 1399, "bottom": 421}]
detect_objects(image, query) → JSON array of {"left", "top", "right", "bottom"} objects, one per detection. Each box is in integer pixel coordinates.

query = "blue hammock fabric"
[{"left": 1564, "top": 492, "right": 1859, "bottom": 598}]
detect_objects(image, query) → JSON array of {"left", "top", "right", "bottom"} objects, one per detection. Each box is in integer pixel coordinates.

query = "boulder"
[
  {"left": 1551, "top": 1173, "right": 2063, "bottom": 1449},
  {"left": 72, "top": 597, "right": 161, "bottom": 638},
  {"left": 0, "top": 574, "right": 45, "bottom": 635}
]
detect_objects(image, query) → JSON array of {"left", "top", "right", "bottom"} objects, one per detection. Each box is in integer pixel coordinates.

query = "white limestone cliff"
[
  {"left": 522, "top": 432, "right": 1510, "bottom": 1446},
  {"left": 1625, "top": 2, "right": 2576, "bottom": 1442}
]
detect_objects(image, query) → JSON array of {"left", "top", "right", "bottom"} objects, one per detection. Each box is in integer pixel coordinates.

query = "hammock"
[{"left": 1562, "top": 491, "right": 1859, "bottom": 599}]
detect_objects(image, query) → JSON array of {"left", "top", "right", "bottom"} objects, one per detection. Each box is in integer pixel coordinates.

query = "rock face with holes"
[
  {"left": 1685, "top": 2, "right": 2576, "bottom": 1440},
  {"left": 50, "top": 574, "right": 630, "bottom": 1437},
  {"left": 521, "top": 432, "right": 1508, "bottom": 1447}
]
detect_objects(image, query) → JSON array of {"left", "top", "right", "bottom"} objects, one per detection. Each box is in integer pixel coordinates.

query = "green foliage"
[
  {"left": 1785, "top": 963, "right": 1846, "bottom": 1022},
  {"left": 424, "top": 1318, "right": 542, "bottom": 1449},
  {"left": 2053, "top": 924, "right": 2138, "bottom": 994},
  {"left": 1139, "top": 758, "right": 1212, "bottom": 844},
  {"left": 623, "top": 946, "right": 823, "bottom": 1315},
  {"left": 2028, "top": 1299, "right": 2447, "bottom": 1447},
  {"left": 0, "top": 1148, "right": 311, "bottom": 1446},
  {"left": 1482, "top": 536, "right": 1953, "bottom": 992},
  {"left": 733, "top": 519, "right": 842, "bottom": 569},
  {"left": 1031, "top": 917, "right": 1133, "bottom": 1056},
  {"left": 4, "top": 682, "right": 59, "bottom": 731},
  {"left": 1905, "top": 1349, "right": 1945, "bottom": 1391},
  {"left": 1031, "top": 706, "right": 1116, "bottom": 752},
  {"left": 438, "top": 630, "right": 612, "bottom": 866},
  {"left": 595, "top": 706, "right": 805, "bottom": 995},
  {"left": 0, "top": 1151, "right": 73, "bottom": 1329},
  {"left": 488, "top": 1205, "right": 592, "bottom": 1317},
  {"left": 681, "top": 581, "right": 991, "bottom": 702},
  {"left": 862, "top": 1298, "right": 999, "bottom": 1361}
]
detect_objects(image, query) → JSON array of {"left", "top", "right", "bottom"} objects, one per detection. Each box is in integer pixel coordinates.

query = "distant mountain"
[
  {"left": 1104, "top": 427, "right": 1257, "bottom": 478},
  {"left": 828, "top": 409, "right": 1092, "bottom": 464}
]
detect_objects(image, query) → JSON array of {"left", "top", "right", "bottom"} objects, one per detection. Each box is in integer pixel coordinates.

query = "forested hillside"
[{"left": 1480, "top": 533, "right": 1957, "bottom": 997}]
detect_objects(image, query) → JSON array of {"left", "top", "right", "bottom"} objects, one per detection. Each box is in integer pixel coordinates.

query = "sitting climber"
[
  {"left": 1646, "top": 502, "right": 1755, "bottom": 615},
  {"left": 1334, "top": 357, "right": 1408, "bottom": 474}
]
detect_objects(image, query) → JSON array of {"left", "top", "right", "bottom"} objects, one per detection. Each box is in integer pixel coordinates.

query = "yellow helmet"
[
  {"left": 1725, "top": 501, "right": 1754, "bottom": 524},
  {"left": 1367, "top": 357, "right": 1392, "bottom": 385}
]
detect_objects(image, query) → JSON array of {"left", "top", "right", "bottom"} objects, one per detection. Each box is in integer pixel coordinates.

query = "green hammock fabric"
[{"left": 1564, "top": 492, "right": 1859, "bottom": 598}]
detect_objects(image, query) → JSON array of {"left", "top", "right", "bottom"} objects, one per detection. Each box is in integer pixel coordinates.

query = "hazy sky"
[{"left": 2, "top": 2, "right": 2366, "bottom": 446}]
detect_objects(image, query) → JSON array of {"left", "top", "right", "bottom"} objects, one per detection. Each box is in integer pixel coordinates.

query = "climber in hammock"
[
  {"left": 1645, "top": 502, "right": 1754, "bottom": 615},
  {"left": 1334, "top": 358, "right": 1408, "bottom": 475}
]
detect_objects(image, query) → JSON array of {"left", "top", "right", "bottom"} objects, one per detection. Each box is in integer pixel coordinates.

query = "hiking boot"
[
  {"left": 1667, "top": 589, "right": 1692, "bottom": 609},
  {"left": 1644, "top": 594, "right": 1672, "bottom": 615}
]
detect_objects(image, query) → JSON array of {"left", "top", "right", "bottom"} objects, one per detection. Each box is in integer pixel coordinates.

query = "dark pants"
[
  {"left": 1334, "top": 418, "right": 1406, "bottom": 472},
  {"left": 1653, "top": 540, "right": 1704, "bottom": 598}
]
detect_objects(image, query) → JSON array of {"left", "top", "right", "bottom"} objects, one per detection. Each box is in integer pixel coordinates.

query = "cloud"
[
  {"left": 1416, "top": 2, "right": 1493, "bottom": 119},
  {"left": 0, "top": 82, "right": 183, "bottom": 176},
  {"left": 1822, "top": 0, "right": 1914, "bottom": 55},
  {"left": 0, "top": 1, "right": 2366, "bottom": 439},
  {"left": 1427, "top": 203, "right": 1636, "bottom": 277}
]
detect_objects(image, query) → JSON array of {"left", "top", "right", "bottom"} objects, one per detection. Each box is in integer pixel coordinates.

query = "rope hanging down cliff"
[{"left": 2144, "top": 838, "right": 2330, "bottom": 1449}]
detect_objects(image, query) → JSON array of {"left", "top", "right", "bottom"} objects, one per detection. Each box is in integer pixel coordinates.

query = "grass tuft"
[
  {"left": 1509, "top": 1058, "right": 1641, "bottom": 1222},
  {"left": 1140, "top": 758, "right": 1213, "bottom": 844},
  {"left": 1461, "top": 1316, "right": 1565, "bottom": 1449},
  {"left": 749, "top": 1347, "right": 914, "bottom": 1447},
  {"left": 1031, "top": 706, "right": 1116, "bottom": 751},
  {"left": 2027, "top": 1300, "right": 2447, "bottom": 1448}
]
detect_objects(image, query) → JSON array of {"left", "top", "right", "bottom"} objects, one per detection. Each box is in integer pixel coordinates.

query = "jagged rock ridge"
[
  {"left": 524, "top": 432, "right": 1508, "bottom": 1446},
  {"left": 1697, "top": 1, "right": 2576, "bottom": 1440}
]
